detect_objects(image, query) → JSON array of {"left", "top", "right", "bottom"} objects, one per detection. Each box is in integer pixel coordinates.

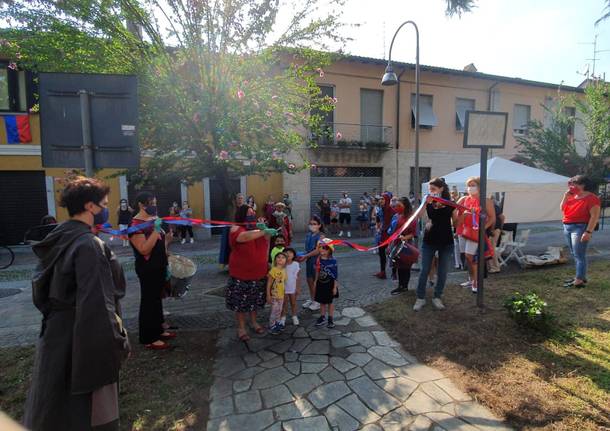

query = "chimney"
[{"left": 463, "top": 63, "right": 477, "bottom": 73}]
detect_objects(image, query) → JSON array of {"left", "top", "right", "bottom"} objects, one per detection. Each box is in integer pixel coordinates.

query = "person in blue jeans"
[
  {"left": 414, "top": 177, "right": 458, "bottom": 311},
  {"left": 560, "top": 175, "right": 601, "bottom": 288},
  {"left": 298, "top": 215, "right": 324, "bottom": 311}
]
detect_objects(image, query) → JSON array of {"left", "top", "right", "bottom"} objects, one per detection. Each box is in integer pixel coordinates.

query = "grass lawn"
[
  {"left": 368, "top": 260, "right": 610, "bottom": 430},
  {"left": 0, "top": 330, "right": 217, "bottom": 431}
]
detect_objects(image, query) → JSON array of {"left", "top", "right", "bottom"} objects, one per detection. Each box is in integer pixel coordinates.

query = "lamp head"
[{"left": 381, "top": 63, "right": 398, "bottom": 86}]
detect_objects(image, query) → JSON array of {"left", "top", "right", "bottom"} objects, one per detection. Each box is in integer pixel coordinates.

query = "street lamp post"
[{"left": 381, "top": 20, "right": 420, "bottom": 198}]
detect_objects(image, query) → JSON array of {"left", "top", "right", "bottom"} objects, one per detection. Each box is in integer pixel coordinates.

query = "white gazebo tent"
[{"left": 422, "top": 157, "right": 570, "bottom": 223}]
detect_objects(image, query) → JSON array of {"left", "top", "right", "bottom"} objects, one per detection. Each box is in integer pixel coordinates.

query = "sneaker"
[
  {"left": 460, "top": 280, "right": 472, "bottom": 288},
  {"left": 279, "top": 316, "right": 286, "bottom": 326},
  {"left": 327, "top": 317, "right": 335, "bottom": 328},
  {"left": 190, "top": 238, "right": 194, "bottom": 244},
  {"left": 308, "top": 301, "right": 320, "bottom": 311},
  {"left": 302, "top": 299, "right": 312, "bottom": 309},
  {"left": 278, "top": 323, "right": 286, "bottom": 332},
  {"left": 292, "top": 315, "right": 300, "bottom": 326},
  {"left": 315, "top": 316, "right": 326, "bottom": 326},
  {"left": 347, "top": 231, "right": 351, "bottom": 238},
  {"left": 181, "top": 239, "right": 186, "bottom": 245},
  {"left": 432, "top": 298, "right": 445, "bottom": 310},
  {"left": 391, "top": 287, "right": 407, "bottom": 295},
  {"left": 413, "top": 299, "right": 426, "bottom": 311},
  {"left": 339, "top": 231, "right": 344, "bottom": 237},
  {"left": 471, "top": 286, "right": 478, "bottom": 294}
]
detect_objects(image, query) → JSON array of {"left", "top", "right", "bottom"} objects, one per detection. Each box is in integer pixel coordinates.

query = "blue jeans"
[
  {"left": 563, "top": 223, "right": 588, "bottom": 280},
  {"left": 416, "top": 242, "right": 454, "bottom": 299}
]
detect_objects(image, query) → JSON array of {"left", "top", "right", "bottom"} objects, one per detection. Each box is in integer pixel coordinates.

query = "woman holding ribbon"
[
  {"left": 387, "top": 197, "right": 418, "bottom": 295},
  {"left": 456, "top": 177, "right": 495, "bottom": 294},
  {"left": 129, "top": 192, "right": 174, "bottom": 350},
  {"left": 413, "top": 178, "right": 459, "bottom": 311},
  {"left": 560, "top": 175, "right": 601, "bottom": 288},
  {"left": 226, "top": 204, "right": 277, "bottom": 341},
  {"left": 374, "top": 192, "right": 395, "bottom": 279}
]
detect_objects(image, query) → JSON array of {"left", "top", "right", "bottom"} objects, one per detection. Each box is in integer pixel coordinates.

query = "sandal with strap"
[{"left": 252, "top": 326, "right": 266, "bottom": 335}]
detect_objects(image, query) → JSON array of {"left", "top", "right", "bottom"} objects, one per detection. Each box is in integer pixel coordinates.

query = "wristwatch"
[{"left": 585, "top": 230, "right": 593, "bottom": 234}]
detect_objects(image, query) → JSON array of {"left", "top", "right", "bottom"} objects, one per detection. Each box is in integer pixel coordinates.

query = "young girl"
[
  {"left": 357, "top": 199, "right": 369, "bottom": 237},
  {"left": 330, "top": 201, "right": 340, "bottom": 234},
  {"left": 300, "top": 216, "right": 324, "bottom": 311},
  {"left": 314, "top": 239, "right": 338, "bottom": 328},
  {"left": 280, "top": 248, "right": 301, "bottom": 326},
  {"left": 267, "top": 252, "right": 287, "bottom": 334}
]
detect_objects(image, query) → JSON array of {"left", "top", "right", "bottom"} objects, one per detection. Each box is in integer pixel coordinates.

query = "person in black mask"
[
  {"left": 25, "top": 176, "right": 129, "bottom": 431},
  {"left": 226, "top": 204, "right": 278, "bottom": 341},
  {"left": 117, "top": 199, "right": 133, "bottom": 246},
  {"left": 129, "top": 192, "right": 174, "bottom": 350}
]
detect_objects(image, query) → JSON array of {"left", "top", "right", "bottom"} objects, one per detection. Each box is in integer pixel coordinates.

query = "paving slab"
[
  {"left": 261, "top": 384, "right": 294, "bottom": 409},
  {"left": 251, "top": 367, "right": 294, "bottom": 390},
  {"left": 324, "top": 404, "right": 360, "bottom": 431},
  {"left": 363, "top": 359, "right": 399, "bottom": 380},
  {"left": 425, "top": 412, "right": 479, "bottom": 431},
  {"left": 285, "top": 361, "right": 300, "bottom": 375},
  {"left": 403, "top": 390, "right": 443, "bottom": 415},
  {"left": 286, "top": 374, "right": 324, "bottom": 398},
  {"left": 330, "top": 356, "right": 356, "bottom": 373},
  {"left": 209, "top": 396, "right": 234, "bottom": 418},
  {"left": 341, "top": 307, "right": 366, "bottom": 318},
  {"left": 420, "top": 381, "right": 455, "bottom": 405},
  {"left": 435, "top": 378, "right": 472, "bottom": 402},
  {"left": 234, "top": 389, "right": 262, "bottom": 413},
  {"left": 379, "top": 406, "right": 414, "bottom": 431},
  {"left": 347, "top": 376, "right": 401, "bottom": 416},
  {"left": 375, "top": 377, "right": 418, "bottom": 402},
  {"left": 268, "top": 339, "right": 295, "bottom": 354},
  {"left": 344, "top": 367, "right": 365, "bottom": 380},
  {"left": 408, "top": 415, "right": 433, "bottom": 431},
  {"left": 282, "top": 416, "right": 331, "bottom": 431},
  {"left": 307, "top": 381, "right": 352, "bottom": 409},
  {"left": 371, "top": 331, "right": 399, "bottom": 347},
  {"left": 290, "top": 338, "right": 311, "bottom": 353},
  {"left": 355, "top": 315, "right": 378, "bottom": 327},
  {"left": 274, "top": 398, "right": 317, "bottom": 421},
  {"left": 330, "top": 335, "right": 358, "bottom": 348},
  {"left": 396, "top": 363, "right": 445, "bottom": 383},
  {"left": 347, "top": 331, "right": 376, "bottom": 348},
  {"left": 336, "top": 393, "right": 380, "bottom": 425},
  {"left": 302, "top": 340, "right": 331, "bottom": 355},
  {"left": 300, "top": 354, "right": 329, "bottom": 363},
  {"left": 454, "top": 402, "right": 513, "bottom": 431},
  {"left": 213, "top": 356, "right": 246, "bottom": 377},
  {"left": 301, "top": 362, "right": 327, "bottom": 373},
  {"left": 207, "top": 410, "right": 275, "bottom": 431},
  {"left": 233, "top": 379, "right": 252, "bottom": 393},
  {"left": 260, "top": 355, "right": 284, "bottom": 369},
  {"left": 346, "top": 352, "right": 373, "bottom": 367},
  {"left": 320, "top": 366, "right": 345, "bottom": 382},
  {"left": 210, "top": 377, "right": 234, "bottom": 400},
  {"left": 368, "top": 345, "right": 409, "bottom": 367}
]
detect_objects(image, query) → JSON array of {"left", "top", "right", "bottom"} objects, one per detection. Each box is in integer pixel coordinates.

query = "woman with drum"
[
  {"left": 413, "top": 178, "right": 459, "bottom": 312},
  {"left": 387, "top": 197, "right": 418, "bottom": 295}
]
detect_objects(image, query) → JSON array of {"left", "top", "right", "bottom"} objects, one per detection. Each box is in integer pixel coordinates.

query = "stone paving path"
[{"left": 207, "top": 307, "right": 512, "bottom": 431}]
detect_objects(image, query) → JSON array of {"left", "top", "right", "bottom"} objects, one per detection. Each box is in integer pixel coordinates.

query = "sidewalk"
[{"left": 208, "top": 307, "right": 512, "bottom": 431}]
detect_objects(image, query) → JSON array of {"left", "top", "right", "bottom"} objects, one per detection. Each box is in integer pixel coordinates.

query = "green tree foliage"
[
  {"left": 517, "top": 82, "right": 610, "bottom": 185},
  {"left": 1, "top": 0, "right": 347, "bottom": 205}
]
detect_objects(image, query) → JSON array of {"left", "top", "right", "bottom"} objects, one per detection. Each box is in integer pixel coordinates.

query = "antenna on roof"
[{"left": 382, "top": 21, "right": 386, "bottom": 59}]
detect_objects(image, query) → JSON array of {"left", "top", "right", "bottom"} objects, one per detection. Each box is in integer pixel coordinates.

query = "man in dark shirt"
[{"left": 488, "top": 197, "right": 505, "bottom": 273}]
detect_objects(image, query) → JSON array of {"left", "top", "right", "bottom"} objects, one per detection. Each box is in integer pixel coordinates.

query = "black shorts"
[{"left": 339, "top": 213, "right": 351, "bottom": 225}]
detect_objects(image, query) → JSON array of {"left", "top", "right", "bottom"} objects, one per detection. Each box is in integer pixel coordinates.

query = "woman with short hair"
[
  {"left": 560, "top": 175, "right": 601, "bottom": 288},
  {"left": 25, "top": 176, "right": 129, "bottom": 431}
]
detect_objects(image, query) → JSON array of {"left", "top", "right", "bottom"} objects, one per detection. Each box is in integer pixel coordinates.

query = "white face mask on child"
[{"left": 309, "top": 225, "right": 320, "bottom": 233}]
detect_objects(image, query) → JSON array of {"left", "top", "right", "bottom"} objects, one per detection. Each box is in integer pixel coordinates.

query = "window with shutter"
[
  {"left": 455, "top": 98, "right": 475, "bottom": 131},
  {"left": 410, "top": 94, "right": 437, "bottom": 129},
  {"left": 512, "top": 104, "right": 531, "bottom": 135}
]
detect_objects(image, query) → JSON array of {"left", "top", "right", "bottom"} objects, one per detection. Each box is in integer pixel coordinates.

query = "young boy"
[
  {"left": 269, "top": 234, "right": 286, "bottom": 264},
  {"left": 280, "top": 248, "right": 301, "bottom": 326},
  {"left": 314, "top": 239, "right": 339, "bottom": 328},
  {"left": 267, "top": 252, "right": 288, "bottom": 334}
]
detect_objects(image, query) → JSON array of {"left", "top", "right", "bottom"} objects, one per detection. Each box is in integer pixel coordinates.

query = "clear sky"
[{"left": 333, "top": 0, "right": 610, "bottom": 87}]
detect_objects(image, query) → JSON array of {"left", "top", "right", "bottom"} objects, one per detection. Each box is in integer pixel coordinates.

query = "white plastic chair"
[
  {"left": 495, "top": 231, "right": 512, "bottom": 267},
  {"left": 502, "top": 229, "right": 531, "bottom": 268}
]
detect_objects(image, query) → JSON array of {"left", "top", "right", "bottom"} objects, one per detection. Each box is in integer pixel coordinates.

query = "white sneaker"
[
  {"left": 302, "top": 299, "right": 312, "bottom": 309},
  {"left": 471, "top": 286, "right": 478, "bottom": 294},
  {"left": 292, "top": 316, "right": 300, "bottom": 325},
  {"left": 309, "top": 301, "right": 320, "bottom": 311},
  {"left": 347, "top": 231, "right": 351, "bottom": 238},
  {"left": 413, "top": 299, "right": 426, "bottom": 311},
  {"left": 460, "top": 280, "right": 472, "bottom": 288},
  {"left": 432, "top": 298, "right": 445, "bottom": 310},
  {"left": 181, "top": 239, "right": 186, "bottom": 244},
  {"left": 190, "top": 238, "right": 194, "bottom": 244},
  {"left": 279, "top": 316, "right": 286, "bottom": 326},
  {"left": 339, "top": 231, "right": 344, "bottom": 237}
]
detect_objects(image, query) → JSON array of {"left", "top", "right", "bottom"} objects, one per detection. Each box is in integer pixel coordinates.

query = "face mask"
[
  {"left": 245, "top": 214, "right": 257, "bottom": 230},
  {"left": 309, "top": 224, "right": 320, "bottom": 233},
  {"left": 430, "top": 192, "right": 440, "bottom": 198},
  {"left": 93, "top": 207, "right": 109, "bottom": 225},
  {"left": 145, "top": 205, "right": 158, "bottom": 216},
  {"left": 467, "top": 186, "right": 479, "bottom": 195},
  {"left": 120, "top": 203, "right": 127, "bottom": 209}
]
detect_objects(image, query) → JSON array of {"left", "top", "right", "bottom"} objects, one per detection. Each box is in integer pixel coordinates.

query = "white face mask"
[
  {"left": 467, "top": 186, "right": 479, "bottom": 195},
  {"left": 309, "top": 225, "right": 320, "bottom": 233}
]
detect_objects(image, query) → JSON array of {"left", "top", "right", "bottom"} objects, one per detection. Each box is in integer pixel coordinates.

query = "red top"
[
  {"left": 456, "top": 196, "right": 479, "bottom": 236},
  {"left": 229, "top": 227, "right": 270, "bottom": 281},
  {"left": 562, "top": 194, "right": 600, "bottom": 224}
]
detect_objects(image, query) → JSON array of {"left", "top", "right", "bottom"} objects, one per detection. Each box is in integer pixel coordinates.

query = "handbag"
[
  {"left": 460, "top": 211, "right": 480, "bottom": 242},
  {"left": 389, "top": 240, "right": 420, "bottom": 267}
]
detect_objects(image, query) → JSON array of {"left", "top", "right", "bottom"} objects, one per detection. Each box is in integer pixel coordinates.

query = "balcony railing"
[{"left": 310, "top": 122, "right": 393, "bottom": 150}]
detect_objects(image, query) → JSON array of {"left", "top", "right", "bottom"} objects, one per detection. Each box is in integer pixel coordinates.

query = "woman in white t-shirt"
[
  {"left": 280, "top": 248, "right": 301, "bottom": 326},
  {"left": 338, "top": 192, "right": 352, "bottom": 238}
]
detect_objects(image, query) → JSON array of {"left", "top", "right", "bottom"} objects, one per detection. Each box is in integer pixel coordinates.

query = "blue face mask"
[
  {"left": 93, "top": 207, "right": 109, "bottom": 225},
  {"left": 245, "top": 214, "right": 257, "bottom": 230},
  {"left": 145, "top": 205, "right": 158, "bottom": 216}
]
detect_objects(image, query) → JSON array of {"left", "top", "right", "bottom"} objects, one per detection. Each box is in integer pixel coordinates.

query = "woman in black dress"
[{"left": 129, "top": 192, "right": 175, "bottom": 350}]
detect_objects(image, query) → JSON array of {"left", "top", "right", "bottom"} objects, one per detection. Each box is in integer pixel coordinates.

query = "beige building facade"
[{"left": 284, "top": 55, "right": 584, "bottom": 230}]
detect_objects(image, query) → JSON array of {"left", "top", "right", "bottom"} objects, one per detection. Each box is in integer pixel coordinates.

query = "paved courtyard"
[{"left": 208, "top": 307, "right": 512, "bottom": 431}]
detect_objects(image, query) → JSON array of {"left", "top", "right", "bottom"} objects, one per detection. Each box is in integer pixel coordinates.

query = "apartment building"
[{"left": 283, "top": 55, "right": 585, "bottom": 229}]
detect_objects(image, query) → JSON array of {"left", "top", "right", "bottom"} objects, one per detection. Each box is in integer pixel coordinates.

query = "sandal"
[
  {"left": 252, "top": 326, "right": 266, "bottom": 335},
  {"left": 237, "top": 329, "right": 250, "bottom": 342},
  {"left": 145, "top": 341, "right": 171, "bottom": 350}
]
